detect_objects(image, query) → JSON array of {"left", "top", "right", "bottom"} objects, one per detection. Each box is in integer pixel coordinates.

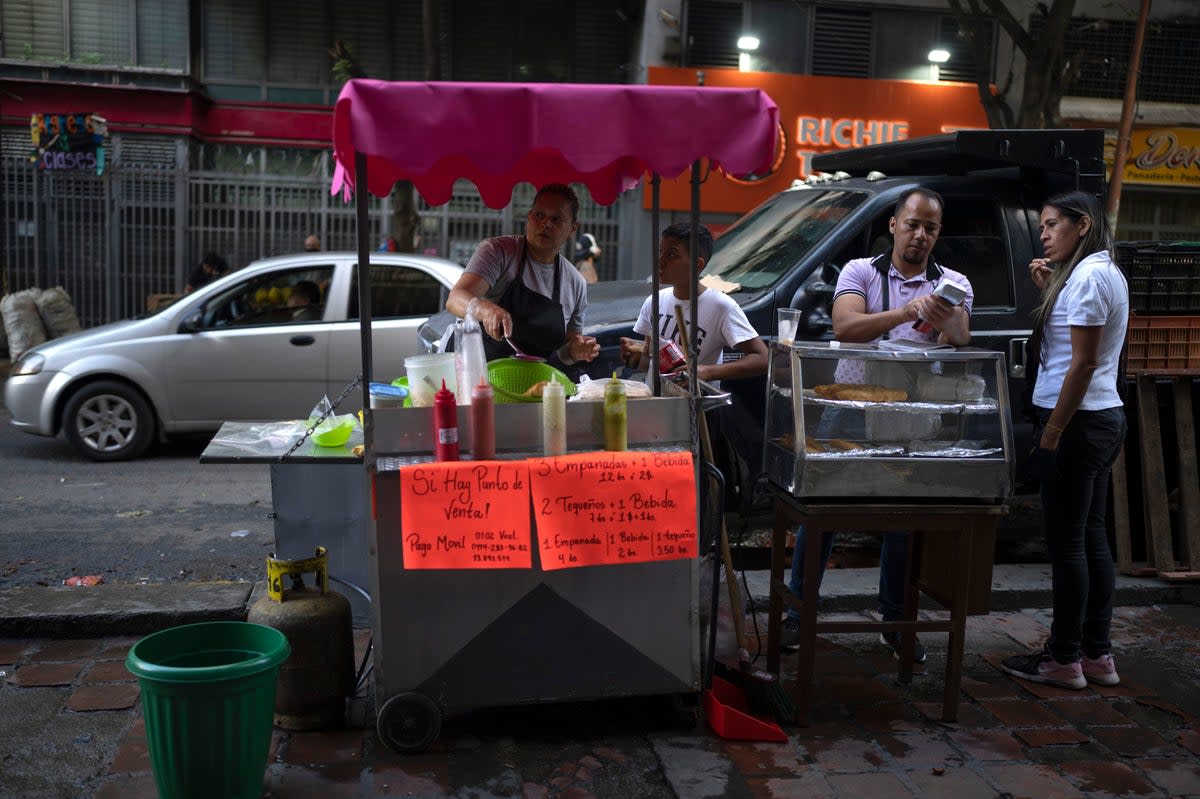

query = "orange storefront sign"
[{"left": 646, "top": 66, "right": 989, "bottom": 214}]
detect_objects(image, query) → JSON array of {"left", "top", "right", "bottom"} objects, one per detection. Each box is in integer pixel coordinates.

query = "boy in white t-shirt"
[{"left": 619, "top": 223, "right": 768, "bottom": 384}]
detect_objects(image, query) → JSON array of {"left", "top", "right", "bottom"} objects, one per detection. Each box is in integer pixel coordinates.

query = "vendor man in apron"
[{"left": 446, "top": 183, "right": 601, "bottom": 365}]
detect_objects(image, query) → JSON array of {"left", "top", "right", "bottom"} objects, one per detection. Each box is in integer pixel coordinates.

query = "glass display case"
[{"left": 764, "top": 341, "right": 1014, "bottom": 500}]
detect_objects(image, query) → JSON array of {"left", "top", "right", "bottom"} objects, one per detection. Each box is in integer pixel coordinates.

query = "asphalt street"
[{"left": 0, "top": 396, "right": 277, "bottom": 589}]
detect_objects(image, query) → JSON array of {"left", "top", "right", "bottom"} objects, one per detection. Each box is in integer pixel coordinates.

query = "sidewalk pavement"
[{"left": 2, "top": 568, "right": 1199, "bottom": 798}]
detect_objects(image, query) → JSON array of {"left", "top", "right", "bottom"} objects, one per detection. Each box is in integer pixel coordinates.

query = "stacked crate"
[{"left": 1113, "top": 242, "right": 1200, "bottom": 579}]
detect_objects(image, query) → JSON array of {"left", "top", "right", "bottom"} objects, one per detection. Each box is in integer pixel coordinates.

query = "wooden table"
[{"left": 765, "top": 494, "right": 1007, "bottom": 725}]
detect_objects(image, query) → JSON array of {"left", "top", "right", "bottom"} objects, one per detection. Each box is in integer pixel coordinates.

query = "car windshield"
[{"left": 704, "top": 188, "right": 868, "bottom": 290}]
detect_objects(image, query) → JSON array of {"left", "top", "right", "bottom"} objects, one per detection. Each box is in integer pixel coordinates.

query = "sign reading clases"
[
  {"left": 30, "top": 112, "right": 107, "bottom": 174},
  {"left": 646, "top": 67, "right": 989, "bottom": 214}
]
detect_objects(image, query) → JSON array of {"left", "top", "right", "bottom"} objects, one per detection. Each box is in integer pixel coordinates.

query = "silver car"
[{"left": 5, "top": 252, "right": 464, "bottom": 460}]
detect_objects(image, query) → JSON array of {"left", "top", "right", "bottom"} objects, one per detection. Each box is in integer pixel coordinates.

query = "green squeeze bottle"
[{"left": 603, "top": 371, "right": 627, "bottom": 452}]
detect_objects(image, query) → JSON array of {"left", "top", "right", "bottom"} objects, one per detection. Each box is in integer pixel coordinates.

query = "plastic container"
[
  {"left": 389, "top": 377, "right": 414, "bottom": 408},
  {"left": 311, "top": 415, "right": 355, "bottom": 447},
  {"left": 369, "top": 382, "right": 409, "bottom": 409},
  {"left": 125, "top": 621, "right": 291, "bottom": 799},
  {"left": 542, "top": 380, "right": 566, "bottom": 456},
  {"left": 405, "top": 354, "right": 456, "bottom": 408},
  {"left": 454, "top": 317, "right": 488, "bottom": 407},
  {"left": 486, "top": 358, "right": 576, "bottom": 404}
]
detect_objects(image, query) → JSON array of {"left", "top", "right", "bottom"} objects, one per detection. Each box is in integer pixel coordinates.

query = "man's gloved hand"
[{"left": 1025, "top": 446, "right": 1061, "bottom": 482}]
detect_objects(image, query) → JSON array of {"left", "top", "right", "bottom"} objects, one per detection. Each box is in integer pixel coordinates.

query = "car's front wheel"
[{"left": 62, "top": 380, "right": 155, "bottom": 461}]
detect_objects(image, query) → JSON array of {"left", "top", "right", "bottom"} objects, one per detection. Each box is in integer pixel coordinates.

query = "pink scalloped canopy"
[{"left": 331, "top": 79, "right": 779, "bottom": 208}]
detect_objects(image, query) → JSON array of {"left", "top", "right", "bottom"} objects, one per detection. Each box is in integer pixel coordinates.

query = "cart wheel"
[{"left": 376, "top": 692, "right": 442, "bottom": 753}]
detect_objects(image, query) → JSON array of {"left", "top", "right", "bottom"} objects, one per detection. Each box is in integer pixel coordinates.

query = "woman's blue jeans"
[
  {"left": 1036, "top": 405, "right": 1127, "bottom": 663},
  {"left": 786, "top": 406, "right": 910, "bottom": 622}
]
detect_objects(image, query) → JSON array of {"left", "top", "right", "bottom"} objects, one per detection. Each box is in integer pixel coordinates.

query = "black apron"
[{"left": 482, "top": 238, "right": 566, "bottom": 362}]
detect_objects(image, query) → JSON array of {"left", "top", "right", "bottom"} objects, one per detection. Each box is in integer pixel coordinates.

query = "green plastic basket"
[{"left": 487, "top": 358, "right": 576, "bottom": 403}]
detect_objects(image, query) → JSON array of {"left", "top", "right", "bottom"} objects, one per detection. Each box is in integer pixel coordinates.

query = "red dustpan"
[{"left": 704, "top": 675, "right": 788, "bottom": 742}]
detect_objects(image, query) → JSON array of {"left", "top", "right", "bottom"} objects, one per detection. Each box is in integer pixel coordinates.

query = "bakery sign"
[
  {"left": 30, "top": 113, "right": 108, "bottom": 174},
  {"left": 1115, "top": 127, "right": 1200, "bottom": 188}
]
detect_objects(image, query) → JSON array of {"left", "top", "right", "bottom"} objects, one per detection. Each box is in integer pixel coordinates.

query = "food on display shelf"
[
  {"left": 825, "top": 438, "right": 864, "bottom": 452},
  {"left": 814, "top": 383, "right": 907, "bottom": 402},
  {"left": 803, "top": 435, "right": 823, "bottom": 452}
]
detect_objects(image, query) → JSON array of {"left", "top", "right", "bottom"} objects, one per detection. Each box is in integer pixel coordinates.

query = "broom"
[{"left": 676, "top": 304, "right": 794, "bottom": 725}]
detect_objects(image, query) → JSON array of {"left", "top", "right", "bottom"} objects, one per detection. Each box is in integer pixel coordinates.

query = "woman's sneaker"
[
  {"left": 1081, "top": 653, "right": 1120, "bottom": 686},
  {"left": 1000, "top": 649, "right": 1086, "bottom": 690}
]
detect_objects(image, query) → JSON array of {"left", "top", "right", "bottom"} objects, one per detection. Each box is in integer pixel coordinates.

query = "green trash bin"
[{"left": 126, "top": 621, "right": 291, "bottom": 799}]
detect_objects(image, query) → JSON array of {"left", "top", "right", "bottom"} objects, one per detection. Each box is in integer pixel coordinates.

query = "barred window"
[{"left": 1, "top": 0, "right": 186, "bottom": 70}]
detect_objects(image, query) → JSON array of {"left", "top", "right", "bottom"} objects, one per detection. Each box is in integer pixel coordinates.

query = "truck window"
[
  {"left": 863, "top": 196, "right": 1014, "bottom": 310},
  {"left": 934, "top": 197, "right": 1013, "bottom": 310},
  {"left": 704, "top": 189, "right": 868, "bottom": 290}
]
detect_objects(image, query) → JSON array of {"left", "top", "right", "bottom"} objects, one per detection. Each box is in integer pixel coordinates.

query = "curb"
[
  {"left": 1, "top": 566, "right": 1196, "bottom": 638},
  {"left": 0, "top": 582, "right": 253, "bottom": 637}
]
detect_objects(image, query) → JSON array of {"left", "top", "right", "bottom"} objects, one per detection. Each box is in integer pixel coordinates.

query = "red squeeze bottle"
[
  {"left": 470, "top": 377, "right": 495, "bottom": 460},
  {"left": 433, "top": 379, "right": 459, "bottom": 461}
]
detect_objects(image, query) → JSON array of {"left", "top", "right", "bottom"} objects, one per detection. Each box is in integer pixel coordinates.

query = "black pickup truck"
[{"left": 583, "top": 128, "right": 1116, "bottom": 509}]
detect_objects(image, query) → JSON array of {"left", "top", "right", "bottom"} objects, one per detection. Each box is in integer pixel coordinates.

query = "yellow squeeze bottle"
[{"left": 603, "top": 371, "right": 627, "bottom": 452}]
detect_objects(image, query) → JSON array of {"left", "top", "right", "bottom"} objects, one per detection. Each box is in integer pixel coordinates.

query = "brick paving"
[{"left": 2, "top": 607, "right": 1199, "bottom": 798}]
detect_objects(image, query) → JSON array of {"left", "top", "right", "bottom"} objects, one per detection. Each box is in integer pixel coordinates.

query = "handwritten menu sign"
[
  {"left": 529, "top": 451, "right": 696, "bottom": 570},
  {"left": 400, "top": 462, "right": 532, "bottom": 570}
]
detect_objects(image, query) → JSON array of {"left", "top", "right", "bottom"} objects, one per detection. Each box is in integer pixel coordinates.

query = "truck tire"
[{"left": 62, "top": 380, "right": 156, "bottom": 461}]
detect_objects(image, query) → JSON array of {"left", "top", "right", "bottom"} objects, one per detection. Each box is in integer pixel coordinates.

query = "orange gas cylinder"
[{"left": 247, "top": 547, "right": 355, "bottom": 730}]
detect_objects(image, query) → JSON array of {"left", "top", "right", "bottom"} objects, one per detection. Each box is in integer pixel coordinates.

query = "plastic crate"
[
  {"left": 1118, "top": 241, "right": 1200, "bottom": 315},
  {"left": 1126, "top": 315, "right": 1200, "bottom": 375}
]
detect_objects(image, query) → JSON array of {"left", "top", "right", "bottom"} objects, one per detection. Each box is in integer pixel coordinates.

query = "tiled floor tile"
[
  {"left": 978, "top": 699, "right": 1067, "bottom": 728},
  {"left": 0, "top": 640, "right": 33, "bottom": 663},
  {"left": 743, "top": 774, "right": 834, "bottom": 799},
  {"left": 1012, "top": 727, "right": 1091, "bottom": 747},
  {"left": 914, "top": 701, "right": 997, "bottom": 729},
  {"left": 67, "top": 683, "right": 139, "bottom": 711},
  {"left": 28, "top": 639, "right": 103, "bottom": 661},
  {"left": 82, "top": 659, "right": 137, "bottom": 683},
  {"left": 1091, "top": 726, "right": 1180, "bottom": 757},
  {"left": 982, "top": 763, "right": 1085, "bottom": 799},
  {"left": 283, "top": 728, "right": 368, "bottom": 765},
  {"left": 876, "top": 732, "right": 962, "bottom": 768},
  {"left": 1132, "top": 757, "right": 1200, "bottom": 796},
  {"left": 722, "top": 740, "right": 807, "bottom": 777},
  {"left": 905, "top": 766, "right": 999, "bottom": 799},
  {"left": 825, "top": 772, "right": 915, "bottom": 799},
  {"left": 798, "top": 737, "right": 886, "bottom": 772},
  {"left": 1058, "top": 760, "right": 1160, "bottom": 797},
  {"left": 108, "top": 719, "right": 151, "bottom": 773},
  {"left": 10, "top": 661, "right": 83, "bottom": 686},
  {"left": 947, "top": 729, "right": 1027, "bottom": 761},
  {"left": 1049, "top": 698, "right": 1135, "bottom": 728}
]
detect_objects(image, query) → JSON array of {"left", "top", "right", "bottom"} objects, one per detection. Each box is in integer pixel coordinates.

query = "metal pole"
[
  {"left": 649, "top": 174, "right": 661, "bottom": 396},
  {"left": 355, "top": 152, "right": 374, "bottom": 453},
  {"left": 1106, "top": 0, "right": 1153, "bottom": 233},
  {"left": 688, "top": 159, "right": 702, "bottom": 466}
]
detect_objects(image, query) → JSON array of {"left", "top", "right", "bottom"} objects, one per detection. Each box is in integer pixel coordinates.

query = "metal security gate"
[{"left": 1, "top": 138, "right": 628, "bottom": 331}]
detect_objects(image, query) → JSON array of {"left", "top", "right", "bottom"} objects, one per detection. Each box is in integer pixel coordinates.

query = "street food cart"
[
  {"left": 762, "top": 341, "right": 1013, "bottom": 724},
  {"left": 330, "top": 79, "right": 778, "bottom": 751}
]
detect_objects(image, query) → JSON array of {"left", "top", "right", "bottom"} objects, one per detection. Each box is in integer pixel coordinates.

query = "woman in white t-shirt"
[{"left": 1002, "top": 191, "right": 1129, "bottom": 692}]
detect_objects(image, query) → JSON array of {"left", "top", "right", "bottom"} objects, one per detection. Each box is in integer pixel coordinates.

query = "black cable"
[{"left": 353, "top": 637, "right": 374, "bottom": 693}]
